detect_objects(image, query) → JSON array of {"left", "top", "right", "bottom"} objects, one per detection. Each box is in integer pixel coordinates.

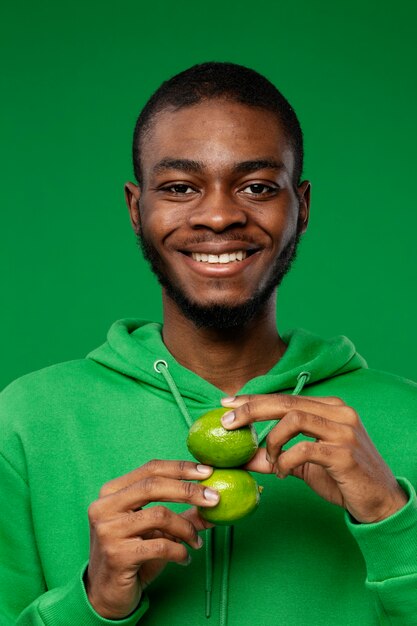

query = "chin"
[{"left": 165, "top": 283, "right": 275, "bottom": 330}]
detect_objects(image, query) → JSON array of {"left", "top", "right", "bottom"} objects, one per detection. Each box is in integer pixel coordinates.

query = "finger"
[
  {"left": 98, "top": 476, "right": 220, "bottom": 515},
  {"left": 104, "top": 506, "right": 203, "bottom": 550},
  {"left": 122, "top": 537, "right": 191, "bottom": 568},
  {"left": 99, "top": 460, "right": 213, "bottom": 497},
  {"left": 243, "top": 447, "right": 274, "bottom": 474},
  {"left": 222, "top": 394, "right": 345, "bottom": 407},
  {"left": 181, "top": 507, "right": 215, "bottom": 531},
  {"left": 276, "top": 440, "right": 339, "bottom": 478},
  {"left": 302, "top": 396, "right": 346, "bottom": 406},
  {"left": 266, "top": 410, "right": 351, "bottom": 464},
  {"left": 221, "top": 395, "right": 356, "bottom": 429}
]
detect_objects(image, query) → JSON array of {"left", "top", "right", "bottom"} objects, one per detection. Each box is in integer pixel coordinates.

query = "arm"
[
  {"left": 0, "top": 452, "right": 216, "bottom": 624},
  {"left": 346, "top": 476, "right": 417, "bottom": 625},
  {"left": 221, "top": 393, "right": 417, "bottom": 625}
]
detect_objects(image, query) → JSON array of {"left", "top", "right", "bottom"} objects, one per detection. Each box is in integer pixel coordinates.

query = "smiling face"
[{"left": 125, "top": 99, "right": 310, "bottom": 328}]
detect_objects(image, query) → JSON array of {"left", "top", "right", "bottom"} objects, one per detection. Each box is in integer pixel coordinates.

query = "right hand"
[{"left": 85, "top": 459, "right": 218, "bottom": 619}]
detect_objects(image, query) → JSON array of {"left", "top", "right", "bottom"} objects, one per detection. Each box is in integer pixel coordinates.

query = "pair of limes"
[{"left": 187, "top": 407, "right": 262, "bottom": 524}]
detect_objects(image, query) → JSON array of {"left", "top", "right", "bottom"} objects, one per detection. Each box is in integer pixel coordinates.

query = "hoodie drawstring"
[
  {"left": 205, "top": 525, "right": 213, "bottom": 618},
  {"left": 154, "top": 360, "right": 311, "bottom": 625},
  {"left": 257, "top": 371, "right": 311, "bottom": 445},
  {"left": 154, "top": 360, "right": 194, "bottom": 428}
]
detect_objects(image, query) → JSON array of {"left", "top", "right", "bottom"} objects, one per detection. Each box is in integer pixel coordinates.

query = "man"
[{"left": 1, "top": 62, "right": 416, "bottom": 625}]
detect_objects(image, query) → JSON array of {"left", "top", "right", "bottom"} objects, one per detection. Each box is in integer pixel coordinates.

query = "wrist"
[
  {"left": 350, "top": 484, "right": 409, "bottom": 524},
  {"left": 84, "top": 568, "right": 142, "bottom": 620}
]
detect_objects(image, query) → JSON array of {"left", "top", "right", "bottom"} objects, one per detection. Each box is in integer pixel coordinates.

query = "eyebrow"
[
  {"left": 232, "top": 159, "right": 284, "bottom": 174},
  {"left": 152, "top": 158, "right": 204, "bottom": 175},
  {"left": 152, "top": 157, "right": 284, "bottom": 176}
]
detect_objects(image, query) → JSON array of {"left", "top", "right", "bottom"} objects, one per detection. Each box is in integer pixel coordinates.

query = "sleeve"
[
  {"left": 346, "top": 477, "right": 417, "bottom": 625},
  {"left": 0, "top": 452, "right": 149, "bottom": 625}
]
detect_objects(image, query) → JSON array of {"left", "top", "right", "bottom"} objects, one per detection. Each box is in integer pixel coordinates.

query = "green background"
[{"left": 1, "top": 0, "right": 416, "bottom": 391}]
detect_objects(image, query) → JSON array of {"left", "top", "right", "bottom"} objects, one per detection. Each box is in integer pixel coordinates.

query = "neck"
[{"left": 161, "top": 293, "right": 287, "bottom": 396}]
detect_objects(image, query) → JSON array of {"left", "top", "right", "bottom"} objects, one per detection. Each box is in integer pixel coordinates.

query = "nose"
[{"left": 188, "top": 189, "right": 247, "bottom": 232}]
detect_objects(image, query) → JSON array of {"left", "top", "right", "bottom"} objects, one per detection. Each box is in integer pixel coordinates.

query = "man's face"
[{"left": 126, "top": 99, "right": 310, "bottom": 328}]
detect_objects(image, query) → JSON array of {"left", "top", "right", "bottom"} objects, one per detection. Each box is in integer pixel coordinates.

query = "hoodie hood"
[{"left": 87, "top": 319, "right": 367, "bottom": 401}]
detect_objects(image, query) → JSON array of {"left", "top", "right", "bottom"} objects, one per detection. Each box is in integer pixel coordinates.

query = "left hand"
[{"left": 221, "top": 394, "right": 407, "bottom": 523}]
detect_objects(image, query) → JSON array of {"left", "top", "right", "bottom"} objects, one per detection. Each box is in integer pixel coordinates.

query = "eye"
[
  {"left": 160, "top": 184, "right": 196, "bottom": 195},
  {"left": 240, "top": 183, "right": 278, "bottom": 196}
]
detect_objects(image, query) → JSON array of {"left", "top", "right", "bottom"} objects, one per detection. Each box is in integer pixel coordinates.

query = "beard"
[{"left": 137, "top": 227, "right": 302, "bottom": 330}]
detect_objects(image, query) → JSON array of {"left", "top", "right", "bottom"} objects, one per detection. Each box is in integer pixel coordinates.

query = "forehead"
[{"left": 141, "top": 99, "right": 294, "bottom": 176}]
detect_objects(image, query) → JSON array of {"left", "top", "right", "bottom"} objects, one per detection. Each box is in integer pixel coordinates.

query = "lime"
[
  {"left": 198, "top": 469, "right": 261, "bottom": 525},
  {"left": 187, "top": 407, "right": 258, "bottom": 468}
]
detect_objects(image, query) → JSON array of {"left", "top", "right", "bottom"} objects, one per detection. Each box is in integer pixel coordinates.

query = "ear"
[
  {"left": 124, "top": 182, "right": 142, "bottom": 233},
  {"left": 296, "top": 180, "right": 311, "bottom": 234}
]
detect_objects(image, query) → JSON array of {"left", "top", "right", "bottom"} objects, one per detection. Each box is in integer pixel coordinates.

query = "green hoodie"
[{"left": 1, "top": 319, "right": 417, "bottom": 625}]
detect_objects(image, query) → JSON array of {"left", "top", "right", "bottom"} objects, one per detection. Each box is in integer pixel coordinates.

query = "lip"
[{"left": 178, "top": 248, "right": 262, "bottom": 277}]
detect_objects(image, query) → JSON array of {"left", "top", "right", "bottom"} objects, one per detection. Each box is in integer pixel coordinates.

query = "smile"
[{"left": 191, "top": 250, "right": 247, "bottom": 264}]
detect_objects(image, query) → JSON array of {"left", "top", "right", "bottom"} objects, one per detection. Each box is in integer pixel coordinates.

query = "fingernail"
[
  {"left": 196, "top": 535, "right": 203, "bottom": 548},
  {"left": 221, "top": 411, "right": 235, "bottom": 426},
  {"left": 196, "top": 464, "right": 212, "bottom": 474},
  {"left": 221, "top": 396, "right": 235, "bottom": 405},
  {"left": 276, "top": 470, "right": 285, "bottom": 479},
  {"left": 180, "top": 554, "right": 192, "bottom": 566},
  {"left": 265, "top": 452, "right": 271, "bottom": 464},
  {"left": 204, "top": 488, "right": 220, "bottom": 502}
]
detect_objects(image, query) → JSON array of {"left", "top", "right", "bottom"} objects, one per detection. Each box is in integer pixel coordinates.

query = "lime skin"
[
  {"left": 187, "top": 407, "right": 258, "bottom": 468},
  {"left": 198, "top": 469, "right": 261, "bottom": 525}
]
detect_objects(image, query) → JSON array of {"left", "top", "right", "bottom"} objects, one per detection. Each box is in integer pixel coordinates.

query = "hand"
[
  {"left": 221, "top": 394, "right": 407, "bottom": 524},
  {"left": 85, "top": 460, "right": 218, "bottom": 619}
]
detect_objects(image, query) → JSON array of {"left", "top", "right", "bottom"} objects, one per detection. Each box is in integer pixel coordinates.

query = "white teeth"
[{"left": 191, "top": 250, "right": 248, "bottom": 263}]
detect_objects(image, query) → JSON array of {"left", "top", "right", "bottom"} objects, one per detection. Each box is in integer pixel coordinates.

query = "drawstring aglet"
[{"left": 206, "top": 590, "right": 212, "bottom": 618}]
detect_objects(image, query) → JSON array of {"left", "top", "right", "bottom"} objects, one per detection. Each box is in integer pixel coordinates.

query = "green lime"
[
  {"left": 187, "top": 407, "right": 258, "bottom": 468},
  {"left": 198, "top": 469, "right": 262, "bottom": 525}
]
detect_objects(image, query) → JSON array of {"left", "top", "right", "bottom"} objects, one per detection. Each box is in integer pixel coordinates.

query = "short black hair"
[{"left": 132, "top": 61, "right": 304, "bottom": 186}]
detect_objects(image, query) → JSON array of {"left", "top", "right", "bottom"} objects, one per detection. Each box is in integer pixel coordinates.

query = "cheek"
[
  {"left": 269, "top": 201, "right": 299, "bottom": 248},
  {"left": 141, "top": 206, "right": 180, "bottom": 245}
]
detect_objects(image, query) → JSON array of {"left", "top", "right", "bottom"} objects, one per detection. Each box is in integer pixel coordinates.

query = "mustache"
[{"left": 174, "top": 233, "right": 261, "bottom": 247}]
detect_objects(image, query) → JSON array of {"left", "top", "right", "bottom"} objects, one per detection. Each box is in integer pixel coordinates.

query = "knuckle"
[
  {"left": 135, "top": 541, "right": 149, "bottom": 558},
  {"left": 281, "top": 394, "right": 296, "bottom": 410},
  {"left": 341, "top": 406, "right": 359, "bottom": 424},
  {"left": 182, "top": 481, "right": 198, "bottom": 499},
  {"left": 184, "top": 518, "right": 197, "bottom": 541},
  {"left": 300, "top": 441, "right": 313, "bottom": 456},
  {"left": 240, "top": 401, "right": 253, "bottom": 420},
  {"left": 177, "top": 460, "right": 186, "bottom": 473},
  {"left": 152, "top": 505, "right": 170, "bottom": 523},
  {"left": 311, "top": 413, "right": 326, "bottom": 428},
  {"left": 95, "top": 521, "right": 109, "bottom": 541},
  {"left": 98, "top": 481, "right": 114, "bottom": 498},
  {"left": 123, "top": 510, "right": 142, "bottom": 526},
  {"left": 318, "top": 443, "right": 332, "bottom": 457},
  {"left": 287, "top": 409, "right": 304, "bottom": 426},
  {"left": 154, "top": 540, "right": 169, "bottom": 559},
  {"left": 87, "top": 501, "right": 101, "bottom": 525},
  {"left": 144, "top": 459, "right": 162, "bottom": 474},
  {"left": 344, "top": 425, "right": 358, "bottom": 446},
  {"left": 266, "top": 429, "right": 279, "bottom": 448},
  {"left": 140, "top": 476, "right": 159, "bottom": 494},
  {"left": 103, "top": 543, "right": 118, "bottom": 563},
  {"left": 328, "top": 396, "right": 345, "bottom": 405}
]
